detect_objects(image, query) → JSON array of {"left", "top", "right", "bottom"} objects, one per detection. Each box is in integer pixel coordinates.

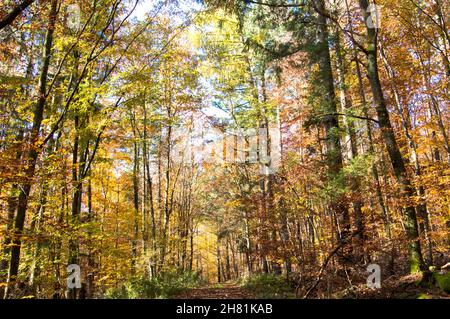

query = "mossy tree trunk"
[{"left": 358, "top": 0, "right": 426, "bottom": 273}]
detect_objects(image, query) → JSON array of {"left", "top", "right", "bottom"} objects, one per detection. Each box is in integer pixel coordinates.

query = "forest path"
[{"left": 173, "top": 282, "right": 255, "bottom": 299}]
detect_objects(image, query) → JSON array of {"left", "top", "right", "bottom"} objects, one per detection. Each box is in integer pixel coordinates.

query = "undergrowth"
[
  {"left": 240, "top": 273, "right": 295, "bottom": 299},
  {"left": 105, "top": 270, "right": 204, "bottom": 299}
]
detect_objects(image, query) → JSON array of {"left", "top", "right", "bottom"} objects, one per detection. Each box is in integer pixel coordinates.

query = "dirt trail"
[{"left": 174, "top": 282, "right": 255, "bottom": 299}]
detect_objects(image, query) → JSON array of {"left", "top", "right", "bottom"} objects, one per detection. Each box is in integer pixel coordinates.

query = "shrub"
[
  {"left": 105, "top": 270, "right": 203, "bottom": 299},
  {"left": 241, "top": 273, "right": 295, "bottom": 298},
  {"left": 434, "top": 272, "right": 450, "bottom": 294}
]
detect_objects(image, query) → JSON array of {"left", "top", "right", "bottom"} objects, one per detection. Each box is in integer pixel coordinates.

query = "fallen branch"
[{"left": 302, "top": 228, "right": 363, "bottom": 298}]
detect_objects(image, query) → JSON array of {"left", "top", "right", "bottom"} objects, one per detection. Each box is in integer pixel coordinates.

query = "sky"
[{"left": 131, "top": 0, "right": 202, "bottom": 23}]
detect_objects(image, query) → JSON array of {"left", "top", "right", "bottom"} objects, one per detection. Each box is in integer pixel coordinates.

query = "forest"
[{"left": 0, "top": 0, "right": 449, "bottom": 300}]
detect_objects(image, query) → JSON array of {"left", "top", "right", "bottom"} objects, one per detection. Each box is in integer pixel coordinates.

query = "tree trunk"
[
  {"left": 314, "top": 0, "right": 351, "bottom": 248},
  {"left": 334, "top": 25, "right": 365, "bottom": 259},
  {"left": 358, "top": 0, "right": 426, "bottom": 273},
  {"left": 131, "top": 139, "right": 139, "bottom": 275}
]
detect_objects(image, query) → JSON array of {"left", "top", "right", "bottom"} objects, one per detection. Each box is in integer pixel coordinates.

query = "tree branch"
[
  {"left": 317, "top": 112, "right": 379, "bottom": 124},
  {"left": 302, "top": 228, "right": 363, "bottom": 298},
  {"left": 0, "top": 0, "right": 35, "bottom": 31}
]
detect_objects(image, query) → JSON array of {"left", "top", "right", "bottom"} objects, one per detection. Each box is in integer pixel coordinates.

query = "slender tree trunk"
[
  {"left": 379, "top": 43, "right": 433, "bottom": 265},
  {"left": 86, "top": 177, "right": 95, "bottom": 298},
  {"left": 217, "top": 237, "right": 221, "bottom": 283},
  {"left": 4, "top": 0, "right": 58, "bottom": 298},
  {"left": 0, "top": 129, "right": 24, "bottom": 295},
  {"left": 334, "top": 25, "right": 365, "bottom": 259},
  {"left": 29, "top": 130, "right": 60, "bottom": 294},
  {"left": 159, "top": 116, "right": 172, "bottom": 273},
  {"left": 131, "top": 139, "right": 139, "bottom": 275},
  {"left": 314, "top": 0, "right": 351, "bottom": 249}
]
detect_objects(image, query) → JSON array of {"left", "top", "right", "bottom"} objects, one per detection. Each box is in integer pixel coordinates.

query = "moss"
[
  {"left": 417, "top": 293, "right": 432, "bottom": 299},
  {"left": 408, "top": 248, "right": 424, "bottom": 274},
  {"left": 410, "top": 262, "right": 421, "bottom": 274},
  {"left": 434, "top": 272, "right": 450, "bottom": 293}
]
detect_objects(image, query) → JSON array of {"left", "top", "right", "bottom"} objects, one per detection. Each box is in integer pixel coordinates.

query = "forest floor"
[
  {"left": 172, "top": 274, "right": 449, "bottom": 299},
  {"left": 173, "top": 282, "right": 256, "bottom": 299},
  {"left": 346, "top": 274, "right": 450, "bottom": 299}
]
